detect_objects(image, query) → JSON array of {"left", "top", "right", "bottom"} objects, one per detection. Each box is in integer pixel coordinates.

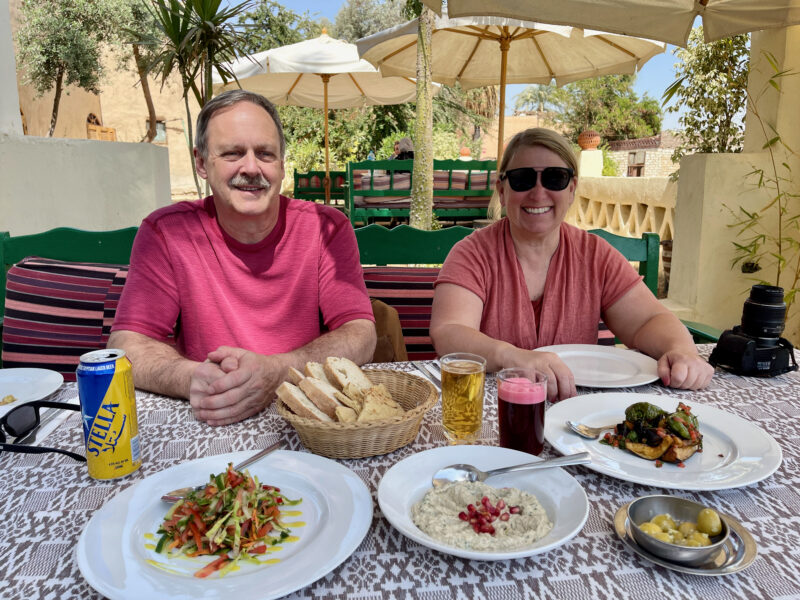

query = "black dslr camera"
[{"left": 709, "top": 285, "right": 798, "bottom": 377}]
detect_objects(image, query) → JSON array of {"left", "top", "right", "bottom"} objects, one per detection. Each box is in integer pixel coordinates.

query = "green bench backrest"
[
  {"left": 0, "top": 226, "right": 138, "bottom": 317},
  {"left": 355, "top": 224, "right": 475, "bottom": 265}
]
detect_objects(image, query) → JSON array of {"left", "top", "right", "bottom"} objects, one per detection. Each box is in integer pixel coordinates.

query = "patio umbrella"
[
  {"left": 418, "top": 0, "right": 800, "bottom": 47},
  {"left": 356, "top": 15, "right": 664, "bottom": 163},
  {"left": 213, "top": 33, "right": 419, "bottom": 203}
]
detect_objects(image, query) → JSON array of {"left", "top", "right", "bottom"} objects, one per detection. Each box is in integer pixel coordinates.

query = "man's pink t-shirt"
[
  {"left": 435, "top": 220, "right": 642, "bottom": 349},
  {"left": 112, "top": 195, "right": 374, "bottom": 361}
]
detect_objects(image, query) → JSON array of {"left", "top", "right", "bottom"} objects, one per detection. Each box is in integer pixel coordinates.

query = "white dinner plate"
[
  {"left": 537, "top": 344, "right": 659, "bottom": 388},
  {"left": 77, "top": 450, "right": 373, "bottom": 600},
  {"left": 0, "top": 368, "right": 64, "bottom": 417},
  {"left": 378, "top": 445, "right": 588, "bottom": 561},
  {"left": 545, "top": 393, "right": 783, "bottom": 490}
]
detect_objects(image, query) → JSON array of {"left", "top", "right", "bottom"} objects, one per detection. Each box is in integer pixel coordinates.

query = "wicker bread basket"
[{"left": 276, "top": 369, "right": 439, "bottom": 459}]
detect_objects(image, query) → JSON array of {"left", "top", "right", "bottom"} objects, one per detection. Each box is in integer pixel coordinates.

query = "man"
[{"left": 109, "top": 90, "right": 376, "bottom": 426}]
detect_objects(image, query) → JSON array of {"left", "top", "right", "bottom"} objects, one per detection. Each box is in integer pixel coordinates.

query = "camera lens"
[{"left": 740, "top": 284, "right": 786, "bottom": 340}]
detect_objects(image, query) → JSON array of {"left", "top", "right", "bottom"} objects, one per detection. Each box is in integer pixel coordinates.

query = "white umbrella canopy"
[
  {"left": 419, "top": 0, "right": 800, "bottom": 47},
  {"left": 213, "top": 33, "right": 419, "bottom": 202},
  {"left": 356, "top": 15, "right": 664, "bottom": 161}
]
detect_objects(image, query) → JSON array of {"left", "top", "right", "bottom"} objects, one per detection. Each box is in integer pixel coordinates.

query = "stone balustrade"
[{"left": 567, "top": 176, "right": 676, "bottom": 241}]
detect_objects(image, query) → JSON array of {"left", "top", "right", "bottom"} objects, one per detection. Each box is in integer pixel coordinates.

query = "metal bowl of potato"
[{"left": 627, "top": 495, "right": 730, "bottom": 566}]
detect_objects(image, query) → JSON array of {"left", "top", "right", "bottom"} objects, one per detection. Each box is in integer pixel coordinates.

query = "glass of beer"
[
  {"left": 496, "top": 367, "right": 548, "bottom": 455},
  {"left": 440, "top": 353, "right": 486, "bottom": 444}
]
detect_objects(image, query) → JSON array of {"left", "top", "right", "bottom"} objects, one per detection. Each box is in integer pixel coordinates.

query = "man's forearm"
[
  {"left": 276, "top": 319, "right": 377, "bottom": 373},
  {"left": 107, "top": 330, "right": 199, "bottom": 399}
]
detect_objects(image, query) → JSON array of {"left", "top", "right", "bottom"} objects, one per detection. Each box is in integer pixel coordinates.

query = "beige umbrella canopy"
[
  {"left": 214, "top": 33, "right": 419, "bottom": 203},
  {"left": 418, "top": 0, "right": 800, "bottom": 46},
  {"left": 356, "top": 15, "right": 664, "bottom": 162}
]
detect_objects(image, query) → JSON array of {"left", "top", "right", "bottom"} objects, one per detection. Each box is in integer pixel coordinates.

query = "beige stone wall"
[
  {"left": 607, "top": 147, "right": 677, "bottom": 178},
  {"left": 99, "top": 58, "right": 201, "bottom": 200}
]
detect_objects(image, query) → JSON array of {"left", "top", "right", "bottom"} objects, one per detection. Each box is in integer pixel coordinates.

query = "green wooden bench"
[
  {"left": 293, "top": 169, "right": 346, "bottom": 206},
  {"left": 355, "top": 224, "right": 475, "bottom": 265},
  {"left": 345, "top": 159, "right": 497, "bottom": 226}
]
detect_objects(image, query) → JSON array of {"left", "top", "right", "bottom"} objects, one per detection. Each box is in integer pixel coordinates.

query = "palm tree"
[
  {"left": 141, "top": 0, "right": 253, "bottom": 198},
  {"left": 409, "top": 5, "right": 434, "bottom": 230},
  {"left": 514, "top": 84, "right": 559, "bottom": 126}
]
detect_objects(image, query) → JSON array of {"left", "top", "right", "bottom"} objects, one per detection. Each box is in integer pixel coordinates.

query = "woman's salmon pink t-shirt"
[{"left": 435, "top": 220, "right": 642, "bottom": 349}]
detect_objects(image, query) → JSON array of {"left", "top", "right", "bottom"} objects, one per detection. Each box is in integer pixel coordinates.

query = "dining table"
[{"left": 2, "top": 344, "right": 799, "bottom": 600}]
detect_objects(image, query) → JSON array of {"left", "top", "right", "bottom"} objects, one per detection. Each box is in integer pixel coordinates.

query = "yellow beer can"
[{"left": 77, "top": 349, "right": 141, "bottom": 479}]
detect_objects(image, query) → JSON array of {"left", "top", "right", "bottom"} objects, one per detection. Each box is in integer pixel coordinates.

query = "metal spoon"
[
  {"left": 431, "top": 452, "right": 591, "bottom": 488},
  {"left": 566, "top": 420, "right": 617, "bottom": 439},
  {"left": 160, "top": 441, "right": 283, "bottom": 503}
]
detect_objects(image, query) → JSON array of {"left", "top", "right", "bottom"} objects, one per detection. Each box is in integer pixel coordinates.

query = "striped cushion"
[
  {"left": 2, "top": 257, "right": 129, "bottom": 381},
  {"left": 362, "top": 267, "right": 439, "bottom": 361},
  {"left": 362, "top": 266, "right": 617, "bottom": 359}
]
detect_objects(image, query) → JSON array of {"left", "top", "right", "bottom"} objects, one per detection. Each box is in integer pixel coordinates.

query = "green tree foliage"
[
  {"left": 15, "top": 0, "right": 133, "bottom": 136},
  {"left": 552, "top": 75, "right": 662, "bottom": 143},
  {"left": 238, "top": 0, "right": 320, "bottom": 54},
  {"left": 333, "top": 0, "right": 405, "bottom": 42},
  {"left": 140, "top": 0, "right": 254, "bottom": 197},
  {"left": 662, "top": 27, "right": 750, "bottom": 166},
  {"left": 514, "top": 83, "right": 558, "bottom": 113}
]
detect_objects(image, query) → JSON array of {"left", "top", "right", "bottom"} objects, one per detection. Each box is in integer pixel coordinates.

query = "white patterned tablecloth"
[{"left": 2, "top": 346, "right": 799, "bottom": 600}]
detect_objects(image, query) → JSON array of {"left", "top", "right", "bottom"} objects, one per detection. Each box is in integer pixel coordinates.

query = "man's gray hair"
[{"left": 195, "top": 89, "right": 286, "bottom": 159}]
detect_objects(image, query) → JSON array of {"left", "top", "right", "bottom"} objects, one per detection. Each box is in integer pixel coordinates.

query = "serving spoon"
[
  {"left": 161, "top": 441, "right": 283, "bottom": 503},
  {"left": 566, "top": 420, "right": 617, "bottom": 439},
  {"left": 431, "top": 452, "right": 591, "bottom": 488}
]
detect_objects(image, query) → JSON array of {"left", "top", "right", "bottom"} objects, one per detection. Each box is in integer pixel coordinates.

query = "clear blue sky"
[{"left": 247, "top": 0, "right": 684, "bottom": 129}]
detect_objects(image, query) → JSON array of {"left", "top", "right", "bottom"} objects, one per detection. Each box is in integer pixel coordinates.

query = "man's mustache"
[{"left": 229, "top": 174, "right": 271, "bottom": 189}]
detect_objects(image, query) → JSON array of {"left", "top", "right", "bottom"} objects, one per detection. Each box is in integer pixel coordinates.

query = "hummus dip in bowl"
[
  {"left": 378, "top": 445, "right": 589, "bottom": 560},
  {"left": 412, "top": 481, "right": 553, "bottom": 552}
]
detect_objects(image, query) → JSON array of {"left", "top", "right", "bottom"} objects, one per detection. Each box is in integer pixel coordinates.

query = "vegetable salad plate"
[
  {"left": 0, "top": 368, "right": 63, "bottom": 417},
  {"left": 77, "top": 450, "right": 372, "bottom": 600},
  {"left": 545, "top": 393, "right": 782, "bottom": 490},
  {"left": 537, "top": 344, "right": 659, "bottom": 388},
  {"left": 378, "top": 445, "right": 589, "bottom": 561}
]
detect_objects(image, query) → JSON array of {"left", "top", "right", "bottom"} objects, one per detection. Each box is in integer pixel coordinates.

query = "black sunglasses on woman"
[
  {"left": 0, "top": 400, "right": 85, "bottom": 461},
  {"left": 499, "top": 166, "right": 574, "bottom": 192}
]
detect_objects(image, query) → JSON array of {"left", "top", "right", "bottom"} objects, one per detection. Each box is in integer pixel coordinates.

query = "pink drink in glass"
[{"left": 497, "top": 369, "right": 547, "bottom": 455}]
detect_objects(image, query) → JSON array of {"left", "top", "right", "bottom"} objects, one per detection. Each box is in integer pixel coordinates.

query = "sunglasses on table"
[
  {"left": 0, "top": 400, "right": 85, "bottom": 462},
  {"left": 499, "top": 167, "right": 574, "bottom": 192}
]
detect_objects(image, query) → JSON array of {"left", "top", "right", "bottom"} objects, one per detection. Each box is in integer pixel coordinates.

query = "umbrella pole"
[
  {"left": 496, "top": 38, "right": 510, "bottom": 166},
  {"left": 322, "top": 74, "right": 331, "bottom": 205}
]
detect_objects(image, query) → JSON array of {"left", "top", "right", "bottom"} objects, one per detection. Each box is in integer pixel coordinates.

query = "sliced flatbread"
[
  {"left": 298, "top": 377, "right": 343, "bottom": 419},
  {"left": 334, "top": 390, "right": 362, "bottom": 415},
  {"left": 335, "top": 405, "right": 358, "bottom": 423},
  {"left": 357, "top": 396, "right": 403, "bottom": 422},
  {"left": 276, "top": 382, "right": 332, "bottom": 422},
  {"left": 324, "top": 357, "right": 373, "bottom": 393}
]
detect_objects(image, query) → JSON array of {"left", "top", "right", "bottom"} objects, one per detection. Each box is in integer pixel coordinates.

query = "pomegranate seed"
[
  {"left": 467, "top": 504, "right": 476, "bottom": 513},
  {"left": 276, "top": 498, "right": 283, "bottom": 504},
  {"left": 509, "top": 506, "right": 521, "bottom": 514},
  {"left": 496, "top": 499, "right": 505, "bottom": 509},
  {"left": 499, "top": 513, "right": 510, "bottom": 521},
  {"left": 472, "top": 523, "right": 480, "bottom": 533},
  {"left": 458, "top": 511, "right": 469, "bottom": 521}
]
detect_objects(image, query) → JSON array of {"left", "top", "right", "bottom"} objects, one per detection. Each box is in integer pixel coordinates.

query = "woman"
[{"left": 430, "top": 128, "right": 713, "bottom": 401}]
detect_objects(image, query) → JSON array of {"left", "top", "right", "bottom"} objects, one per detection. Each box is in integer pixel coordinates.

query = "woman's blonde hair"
[{"left": 499, "top": 128, "right": 578, "bottom": 178}]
